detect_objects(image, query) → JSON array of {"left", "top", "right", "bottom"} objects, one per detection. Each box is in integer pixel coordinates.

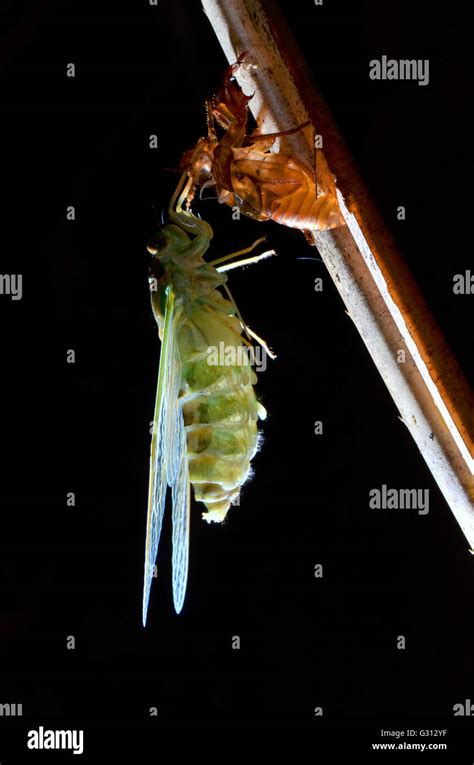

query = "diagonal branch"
[{"left": 201, "top": 0, "right": 474, "bottom": 547}]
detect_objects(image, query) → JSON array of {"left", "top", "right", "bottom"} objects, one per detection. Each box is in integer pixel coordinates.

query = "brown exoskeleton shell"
[{"left": 181, "top": 53, "right": 344, "bottom": 235}]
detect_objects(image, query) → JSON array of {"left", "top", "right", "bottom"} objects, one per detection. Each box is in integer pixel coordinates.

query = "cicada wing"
[
  {"left": 171, "top": 406, "right": 191, "bottom": 614},
  {"left": 142, "top": 289, "right": 183, "bottom": 626}
]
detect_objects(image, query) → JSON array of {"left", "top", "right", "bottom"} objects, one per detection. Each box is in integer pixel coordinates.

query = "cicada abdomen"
[
  {"left": 227, "top": 146, "right": 341, "bottom": 232},
  {"left": 177, "top": 298, "right": 266, "bottom": 523},
  {"left": 143, "top": 174, "right": 270, "bottom": 620}
]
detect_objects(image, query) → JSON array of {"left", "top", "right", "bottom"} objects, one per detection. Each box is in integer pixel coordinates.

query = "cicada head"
[
  {"left": 147, "top": 236, "right": 167, "bottom": 326},
  {"left": 147, "top": 225, "right": 188, "bottom": 326},
  {"left": 146, "top": 229, "right": 167, "bottom": 257}
]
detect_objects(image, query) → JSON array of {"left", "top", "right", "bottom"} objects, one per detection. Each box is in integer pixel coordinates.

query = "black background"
[{"left": 0, "top": 0, "right": 472, "bottom": 757}]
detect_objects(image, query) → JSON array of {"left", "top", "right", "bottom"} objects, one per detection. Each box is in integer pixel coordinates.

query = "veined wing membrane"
[
  {"left": 171, "top": 404, "right": 191, "bottom": 614},
  {"left": 142, "top": 289, "right": 184, "bottom": 625}
]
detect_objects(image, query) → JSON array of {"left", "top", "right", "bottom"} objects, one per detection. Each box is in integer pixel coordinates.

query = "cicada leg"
[
  {"left": 223, "top": 51, "right": 254, "bottom": 86},
  {"left": 220, "top": 281, "right": 276, "bottom": 360},
  {"left": 215, "top": 249, "right": 275, "bottom": 273},
  {"left": 243, "top": 120, "right": 311, "bottom": 147},
  {"left": 206, "top": 239, "right": 277, "bottom": 358},
  {"left": 168, "top": 172, "right": 213, "bottom": 242},
  {"left": 206, "top": 237, "right": 268, "bottom": 268},
  {"left": 205, "top": 98, "right": 216, "bottom": 137}
]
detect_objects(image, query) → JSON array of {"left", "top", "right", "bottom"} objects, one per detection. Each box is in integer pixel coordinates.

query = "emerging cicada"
[
  {"left": 143, "top": 173, "right": 273, "bottom": 622},
  {"left": 181, "top": 53, "right": 344, "bottom": 236}
]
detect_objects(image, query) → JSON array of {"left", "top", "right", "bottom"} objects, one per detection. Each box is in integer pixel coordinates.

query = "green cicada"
[{"left": 142, "top": 173, "right": 274, "bottom": 624}]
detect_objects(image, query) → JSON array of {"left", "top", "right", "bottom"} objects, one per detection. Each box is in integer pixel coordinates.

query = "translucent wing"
[
  {"left": 171, "top": 406, "right": 191, "bottom": 614},
  {"left": 142, "top": 289, "right": 187, "bottom": 625}
]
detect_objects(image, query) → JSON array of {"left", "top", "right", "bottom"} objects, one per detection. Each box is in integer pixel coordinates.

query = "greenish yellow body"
[{"left": 150, "top": 220, "right": 265, "bottom": 523}]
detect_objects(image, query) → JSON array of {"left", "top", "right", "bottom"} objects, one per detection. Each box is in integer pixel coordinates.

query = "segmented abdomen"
[
  {"left": 178, "top": 306, "right": 265, "bottom": 523},
  {"left": 230, "top": 149, "right": 343, "bottom": 231}
]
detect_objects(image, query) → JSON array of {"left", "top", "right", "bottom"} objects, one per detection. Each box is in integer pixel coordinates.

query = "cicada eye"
[
  {"left": 147, "top": 230, "right": 167, "bottom": 256},
  {"left": 196, "top": 157, "right": 214, "bottom": 185}
]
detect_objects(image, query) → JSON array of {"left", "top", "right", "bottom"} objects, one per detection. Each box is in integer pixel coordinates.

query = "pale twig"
[{"left": 201, "top": 0, "right": 474, "bottom": 546}]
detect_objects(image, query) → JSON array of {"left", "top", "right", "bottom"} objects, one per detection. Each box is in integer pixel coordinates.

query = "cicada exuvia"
[{"left": 181, "top": 53, "right": 344, "bottom": 237}]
